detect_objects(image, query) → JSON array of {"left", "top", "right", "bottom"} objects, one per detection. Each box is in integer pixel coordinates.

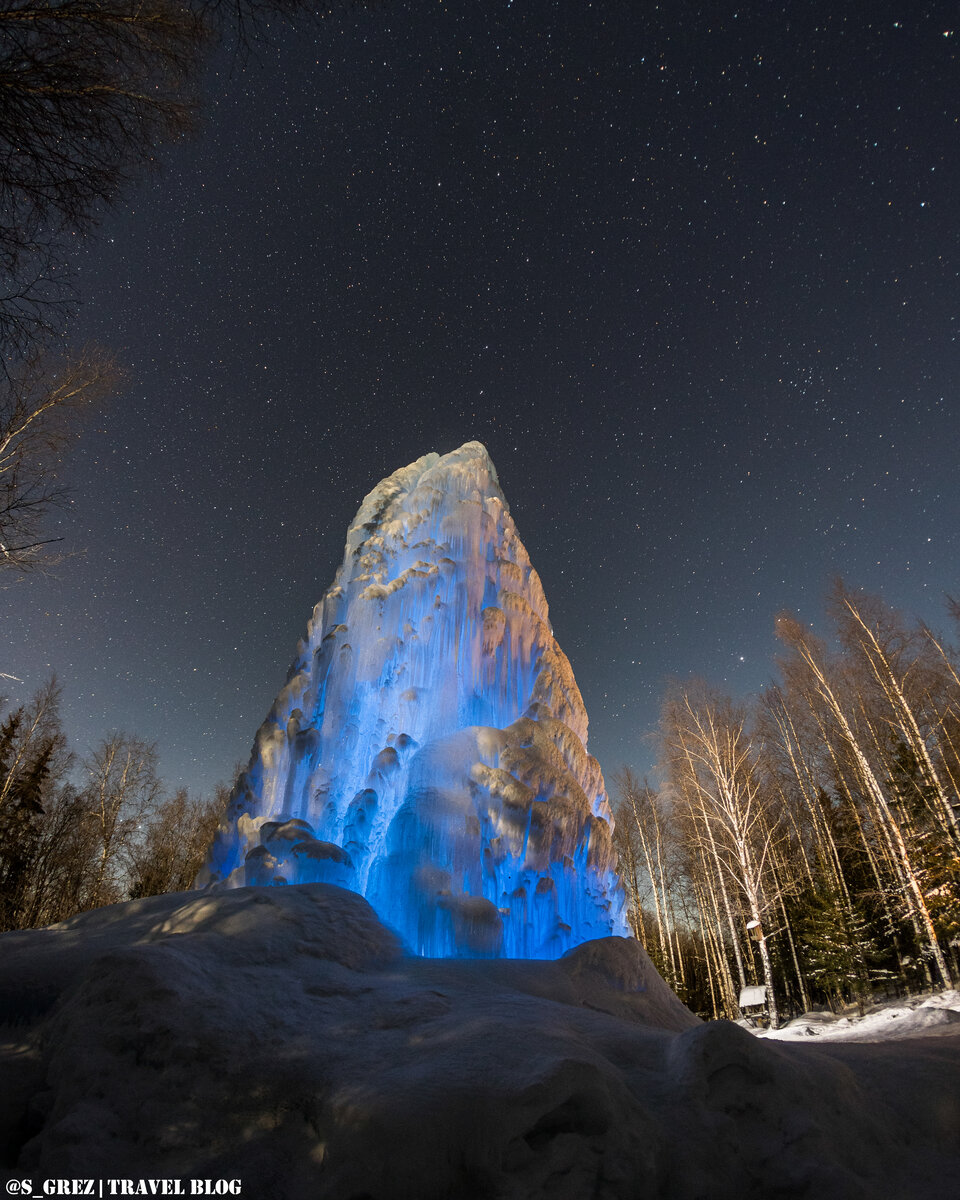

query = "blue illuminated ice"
[{"left": 199, "top": 441, "right": 627, "bottom": 956}]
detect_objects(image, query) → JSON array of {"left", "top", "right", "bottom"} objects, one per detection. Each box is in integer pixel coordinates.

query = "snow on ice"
[
  {"left": 2, "top": 885, "right": 959, "bottom": 1197},
  {"left": 199, "top": 442, "right": 627, "bottom": 958}
]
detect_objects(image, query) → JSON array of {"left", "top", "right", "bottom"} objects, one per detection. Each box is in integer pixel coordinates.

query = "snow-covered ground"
[
  {"left": 759, "top": 990, "right": 960, "bottom": 1043},
  {"left": 2, "top": 885, "right": 959, "bottom": 1199}
]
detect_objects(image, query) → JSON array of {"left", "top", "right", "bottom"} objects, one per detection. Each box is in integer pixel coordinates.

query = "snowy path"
[{"left": 760, "top": 990, "right": 960, "bottom": 1043}]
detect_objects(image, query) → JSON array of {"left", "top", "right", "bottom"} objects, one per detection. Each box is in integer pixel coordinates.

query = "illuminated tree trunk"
[
  {"left": 838, "top": 590, "right": 960, "bottom": 847},
  {"left": 663, "top": 690, "right": 782, "bottom": 1024},
  {"left": 776, "top": 617, "right": 954, "bottom": 988}
]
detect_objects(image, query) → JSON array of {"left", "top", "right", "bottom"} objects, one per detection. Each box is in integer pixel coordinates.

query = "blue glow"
[{"left": 200, "top": 443, "right": 628, "bottom": 957}]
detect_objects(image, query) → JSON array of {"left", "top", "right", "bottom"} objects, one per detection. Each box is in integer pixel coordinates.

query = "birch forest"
[{"left": 615, "top": 581, "right": 960, "bottom": 1024}]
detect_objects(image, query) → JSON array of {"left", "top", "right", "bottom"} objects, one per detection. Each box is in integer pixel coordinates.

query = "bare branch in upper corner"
[{"left": 0, "top": 347, "right": 121, "bottom": 574}]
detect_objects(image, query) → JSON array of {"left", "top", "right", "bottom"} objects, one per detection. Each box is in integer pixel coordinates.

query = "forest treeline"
[
  {"left": 615, "top": 580, "right": 960, "bottom": 1025},
  {"left": 0, "top": 679, "right": 222, "bottom": 930}
]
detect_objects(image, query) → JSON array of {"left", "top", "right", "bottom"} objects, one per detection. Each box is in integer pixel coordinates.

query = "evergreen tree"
[
  {"left": 887, "top": 738, "right": 960, "bottom": 980},
  {"left": 798, "top": 879, "right": 893, "bottom": 1015},
  {"left": 0, "top": 736, "right": 53, "bottom": 928},
  {"left": 0, "top": 707, "right": 24, "bottom": 801}
]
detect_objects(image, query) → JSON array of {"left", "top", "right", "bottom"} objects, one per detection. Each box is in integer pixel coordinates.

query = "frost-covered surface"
[
  {"left": 2, "top": 886, "right": 959, "bottom": 1199},
  {"left": 760, "top": 990, "right": 960, "bottom": 1043},
  {"left": 200, "top": 441, "right": 627, "bottom": 957}
]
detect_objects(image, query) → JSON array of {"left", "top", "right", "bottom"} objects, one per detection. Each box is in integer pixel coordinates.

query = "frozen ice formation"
[{"left": 199, "top": 441, "right": 627, "bottom": 956}]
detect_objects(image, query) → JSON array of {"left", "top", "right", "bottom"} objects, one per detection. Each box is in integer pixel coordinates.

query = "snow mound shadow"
[{"left": 2, "top": 884, "right": 959, "bottom": 1199}]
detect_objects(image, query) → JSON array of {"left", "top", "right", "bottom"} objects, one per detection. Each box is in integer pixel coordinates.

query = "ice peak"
[
  {"left": 439, "top": 438, "right": 500, "bottom": 478},
  {"left": 200, "top": 444, "right": 626, "bottom": 958}
]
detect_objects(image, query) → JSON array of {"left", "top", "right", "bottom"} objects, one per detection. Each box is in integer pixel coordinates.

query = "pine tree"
[
  {"left": 0, "top": 707, "right": 24, "bottom": 803},
  {"left": 886, "top": 738, "right": 960, "bottom": 981},
  {"left": 798, "top": 878, "right": 893, "bottom": 1015},
  {"left": 0, "top": 736, "right": 53, "bottom": 928}
]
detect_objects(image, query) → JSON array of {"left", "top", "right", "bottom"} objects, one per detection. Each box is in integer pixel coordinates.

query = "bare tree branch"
[{"left": 0, "top": 346, "right": 120, "bottom": 572}]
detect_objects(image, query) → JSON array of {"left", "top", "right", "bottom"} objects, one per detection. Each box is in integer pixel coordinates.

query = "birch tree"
[
  {"left": 831, "top": 582, "right": 960, "bottom": 849},
  {"left": 614, "top": 769, "right": 677, "bottom": 983},
  {"left": 126, "top": 785, "right": 222, "bottom": 898},
  {"left": 775, "top": 613, "right": 955, "bottom": 988},
  {"left": 83, "top": 733, "right": 162, "bottom": 908},
  {"left": 662, "top": 685, "right": 785, "bottom": 1026},
  {"left": 0, "top": 351, "right": 117, "bottom": 571}
]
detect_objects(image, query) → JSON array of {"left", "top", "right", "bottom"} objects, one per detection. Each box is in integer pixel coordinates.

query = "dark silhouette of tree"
[
  {"left": 127, "top": 784, "right": 224, "bottom": 898},
  {"left": 0, "top": 682, "right": 232, "bottom": 927},
  {"left": 0, "top": 0, "right": 206, "bottom": 362},
  {"left": 0, "top": 0, "right": 374, "bottom": 366},
  {"left": 82, "top": 732, "right": 163, "bottom": 908},
  {"left": 0, "top": 0, "right": 373, "bottom": 568},
  {"left": 0, "top": 678, "right": 68, "bottom": 928}
]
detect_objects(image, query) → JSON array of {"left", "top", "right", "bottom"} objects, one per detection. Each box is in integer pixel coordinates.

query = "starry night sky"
[{"left": 3, "top": 0, "right": 958, "bottom": 797}]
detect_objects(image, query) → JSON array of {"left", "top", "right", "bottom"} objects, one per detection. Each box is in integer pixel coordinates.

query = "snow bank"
[
  {"left": 2, "top": 886, "right": 959, "bottom": 1198},
  {"left": 763, "top": 990, "right": 960, "bottom": 1043}
]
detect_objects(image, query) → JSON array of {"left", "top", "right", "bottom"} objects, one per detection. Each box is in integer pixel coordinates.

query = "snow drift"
[
  {"left": 2, "top": 885, "right": 959, "bottom": 1198},
  {"left": 200, "top": 441, "right": 627, "bottom": 957}
]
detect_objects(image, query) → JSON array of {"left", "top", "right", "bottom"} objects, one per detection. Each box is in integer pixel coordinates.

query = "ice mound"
[
  {"left": 199, "top": 442, "right": 627, "bottom": 957},
  {"left": 3, "top": 885, "right": 958, "bottom": 1198}
]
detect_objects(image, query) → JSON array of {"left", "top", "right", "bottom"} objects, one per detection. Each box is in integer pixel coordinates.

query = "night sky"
[{"left": 3, "top": 0, "right": 958, "bottom": 797}]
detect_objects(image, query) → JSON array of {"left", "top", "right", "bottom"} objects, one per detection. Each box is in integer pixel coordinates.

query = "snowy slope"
[
  {"left": 2, "top": 885, "right": 959, "bottom": 1199},
  {"left": 200, "top": 442, "right": 627, "bottom": 957}
]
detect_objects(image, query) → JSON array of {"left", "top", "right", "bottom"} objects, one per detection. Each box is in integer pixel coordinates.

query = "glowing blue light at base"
[{"left": 199, "top": 442, "right": 627, "bottom": 958}]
